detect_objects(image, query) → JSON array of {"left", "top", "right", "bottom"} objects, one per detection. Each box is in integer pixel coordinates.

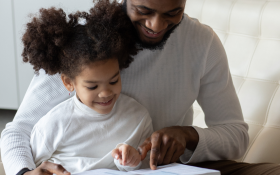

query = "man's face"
[{"left": 124, "top": 0, "right": 186, "bottom": 50}]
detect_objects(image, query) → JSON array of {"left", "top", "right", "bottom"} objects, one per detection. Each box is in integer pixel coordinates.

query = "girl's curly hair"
[{"left": 22, "top": 0, "right": 138, "bottom": 79}]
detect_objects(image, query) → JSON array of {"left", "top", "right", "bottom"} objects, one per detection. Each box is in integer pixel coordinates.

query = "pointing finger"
[
  {"left": 150, "top": 133, "right": 162, "bottom": 170},
  {"left": 111, "top": 148, "right": 121, "bottom": 160},
  {"left": 120, "top": 145, "right": 130, "bottom": 166}
]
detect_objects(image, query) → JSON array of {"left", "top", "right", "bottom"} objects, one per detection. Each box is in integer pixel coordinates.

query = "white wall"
[
  {"left": 0, "top": 0, "right": 19, "bottom": 109},
  {"left": 0, "top": 0, "right": 93, "bottom": 109}
]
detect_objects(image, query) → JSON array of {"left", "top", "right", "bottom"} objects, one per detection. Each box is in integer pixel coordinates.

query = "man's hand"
[
  {"left": 138, "top": 126, "right": 199, "bottom": 170},
  {"left": 24, "top": 161, "right": 70, "bottom": 175},
  {"left": 111, "top": 144, "right": 141, "bottom": 167}
]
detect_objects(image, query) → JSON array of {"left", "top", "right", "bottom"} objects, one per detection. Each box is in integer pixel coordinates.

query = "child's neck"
[{"left": 76, "top": 94, "right": 84, "bottom": 104}]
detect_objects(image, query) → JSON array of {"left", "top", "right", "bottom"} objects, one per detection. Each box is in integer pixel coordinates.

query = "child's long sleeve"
[
  {"left": 30, "top": 125, "right": 54, "bottom": 167},
  {"left": 114, "top": 113, "right": 153, "bottom": 171},
  {"left": 114, "top": 158, "right": 142, "bottom": 172}
]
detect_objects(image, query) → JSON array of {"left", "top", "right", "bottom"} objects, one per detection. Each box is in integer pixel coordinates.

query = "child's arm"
[
  {"left": 30, "top": 125, "right": 55, "bottom": 166},
  {"left": 28, "top": 124, "right": 70, "bottom": 175},
  {"left": 111, "top": 113, "right": 154, "bottom": 171},
  {"left": 112, "top": 144, "right": 142, "bottom": 171}
]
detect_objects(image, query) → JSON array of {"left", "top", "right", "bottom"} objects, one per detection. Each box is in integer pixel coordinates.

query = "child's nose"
[{"left": 98, "top": 89, "right": 113, "bottom": 98}]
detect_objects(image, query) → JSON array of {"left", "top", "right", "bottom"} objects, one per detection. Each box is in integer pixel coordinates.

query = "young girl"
[{"left": 22, "top": 0, "right": 153, "bottom": 173}]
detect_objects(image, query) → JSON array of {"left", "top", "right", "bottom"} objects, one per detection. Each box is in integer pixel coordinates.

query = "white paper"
[
  {"left": 73, "top": 163, "right": 220, "bottom": 175},
  {"left": 74, "top": 169, "right": 128, "bottom": 175},
  {"left": 129, "top": 163, "right": 220, "bottom": 175}
]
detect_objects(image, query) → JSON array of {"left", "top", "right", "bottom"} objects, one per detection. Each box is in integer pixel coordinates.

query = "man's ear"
[{"left": 61, "top": 74, "right": 74, "bottom": 92}]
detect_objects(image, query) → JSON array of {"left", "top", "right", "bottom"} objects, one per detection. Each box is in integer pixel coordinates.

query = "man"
[{"left": 2, "top": 0, "right": 279, "bottom": 175}]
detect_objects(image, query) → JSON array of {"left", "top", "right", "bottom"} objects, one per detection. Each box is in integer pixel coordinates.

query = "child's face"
[{"left": 73, "top": 59, "right": 122, "bottom": 114}]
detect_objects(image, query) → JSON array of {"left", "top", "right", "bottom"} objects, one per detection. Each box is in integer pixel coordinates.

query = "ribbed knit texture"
[{"left": 1, "top": 14, "right": 249, "bottom": 175}]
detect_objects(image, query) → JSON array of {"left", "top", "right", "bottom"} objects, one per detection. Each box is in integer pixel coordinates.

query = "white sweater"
[
  {"left": 1, "top": 14, "right": 249, "bottom": 175},
  {"left": 30, "top": 94, "right": 152, "bottom": 174}
]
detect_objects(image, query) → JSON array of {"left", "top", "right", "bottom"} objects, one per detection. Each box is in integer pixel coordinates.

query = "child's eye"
[
  {"left": 87, "top": 86, "right": 98, "bottom": 90},
  {"left": 110, "top": 79, "right": 119, "bottom": 85}
]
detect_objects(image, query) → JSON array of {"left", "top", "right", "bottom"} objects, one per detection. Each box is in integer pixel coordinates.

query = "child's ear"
[{"left": 61, "top": 74, "right": 74, "bottom": 92}]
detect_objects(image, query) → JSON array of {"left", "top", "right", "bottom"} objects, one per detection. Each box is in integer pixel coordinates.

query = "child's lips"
[{"left": 96, "top": 98, "right": 114, "bottom": 106}]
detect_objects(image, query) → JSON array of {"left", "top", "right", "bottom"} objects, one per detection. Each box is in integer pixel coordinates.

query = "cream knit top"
[{"left": 1, "top": 14, "right": 249, "bottom": 175}]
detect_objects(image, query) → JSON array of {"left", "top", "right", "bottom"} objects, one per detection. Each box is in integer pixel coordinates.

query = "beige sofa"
[
  {"left": 1, "top": 0, "right": 280, "bottom": 174},
  {"left": 187, "top": 0, "right": 280, "bottom": 164}
]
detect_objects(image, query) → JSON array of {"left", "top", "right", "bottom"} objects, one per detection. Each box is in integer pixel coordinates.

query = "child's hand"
[{"left": 111, "top": 144, "right": 141, "bottom": 167}]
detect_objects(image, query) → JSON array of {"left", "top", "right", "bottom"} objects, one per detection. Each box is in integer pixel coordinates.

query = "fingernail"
[
  {"left": 152, "top": 165, "right": 157, "bottom": 169},
  {"left": 137, "top": 148, "right": 142, "bottom": 155},
  {"left": 115, "top": 155, "right": 118, "bottom": 159},
  {"left": 63, "top": 171, "right": 69, "bottom": 174}
]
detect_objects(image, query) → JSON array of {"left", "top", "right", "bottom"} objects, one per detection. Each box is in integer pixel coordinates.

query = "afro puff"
[{"left": 22, "top": 0, "right": 138, "bottom": 79}]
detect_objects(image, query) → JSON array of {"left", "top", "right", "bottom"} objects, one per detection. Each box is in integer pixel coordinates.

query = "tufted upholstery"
[{"left": 186, "top": 0, "right": 280, "bottom": 164}]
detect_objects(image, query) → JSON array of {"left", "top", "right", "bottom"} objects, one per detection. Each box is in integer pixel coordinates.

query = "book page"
[
  {"left": 129, "top": 163, "right": 220, "bottom": 175},
  {"left": 74, "top": 169, "right": 128, "bottom": 175},
  {"left": 74, "top": 163, "right": 220, "bottom": 175}
]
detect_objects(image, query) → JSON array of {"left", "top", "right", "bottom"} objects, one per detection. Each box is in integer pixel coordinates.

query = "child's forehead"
[{"left": 77, "top": 59, "right": 120, "bottom": 82}]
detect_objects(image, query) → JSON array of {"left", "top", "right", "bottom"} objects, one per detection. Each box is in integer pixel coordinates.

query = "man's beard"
[
  {"left": 122, "top": 0, "right": 183, "bottom": 51},
  {"left": 135, "top": 21, "right": 181, "bottom": 51}
]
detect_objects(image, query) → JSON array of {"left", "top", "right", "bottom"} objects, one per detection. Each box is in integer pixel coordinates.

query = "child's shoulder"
[
  {"left": 116, "top": 94, "right": 150, "bottom": 118},
  {"left": 35, "top": 97, "right": 75, "bottom": 129}
]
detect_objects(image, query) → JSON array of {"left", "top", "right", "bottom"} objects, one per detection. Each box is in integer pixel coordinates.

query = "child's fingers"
[
  {"left": 120, "top": 145, "right": 130, "bottom": 166},
  {"left": 111, "top": 148, "right": 121, "bottom": 160},
  {"left": 118, "top": 158, "right": 123, "bottom": 165},
  {"left": 130, "top": 153, "right": 141, "bottom": 167},
  {"left": 126, "top": 155, "right": 135, "bottom": 166},
  {"left": 128, "top": 156, "right": 137, "bottom": 167}
]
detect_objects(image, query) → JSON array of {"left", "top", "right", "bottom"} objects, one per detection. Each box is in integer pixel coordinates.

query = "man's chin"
[
  {"left": 136, "top": 20, "right": 182, "bottom": 51},
  {"left": 137, "top": 39, "right": 165, "bottom": 51},
  {"left": 137, "top": 35, "right": 171, "bottom": 51}
]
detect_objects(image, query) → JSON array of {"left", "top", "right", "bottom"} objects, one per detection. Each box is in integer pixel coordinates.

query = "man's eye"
[
  {"left": 87, "top": 86, "right": 98, "bottom": 90},
  {"left": 137, "top": 9, "right": 152, "bottom": 15},
  {"left": 166, "top": 10, "right": 181, "bottom": 17},
  {"left": 110, "top": 80, "right": 119, "bottom": 85}
]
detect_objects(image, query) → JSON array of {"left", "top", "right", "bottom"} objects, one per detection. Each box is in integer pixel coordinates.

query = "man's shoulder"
[
  {"left": 182, "top": 14, "right": 213, "bottom": 32},
  {"left": 176, "top": 14, "right": 214, "bottom": 43}
]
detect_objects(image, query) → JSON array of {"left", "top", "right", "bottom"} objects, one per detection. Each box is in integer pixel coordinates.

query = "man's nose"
[
  {"left": 145, "top": 14, "right": 168, "bottom": 33},
  {"left": 98, "top": 89, "right": 113, "bottom": 98}
]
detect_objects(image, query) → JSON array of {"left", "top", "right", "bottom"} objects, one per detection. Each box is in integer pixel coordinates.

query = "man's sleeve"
[
  {"left": 180, "top": 32, "right": 249, "bottom": 164},
  {"left": 1, "top": 70, "right": 70, "bottom": 175}
]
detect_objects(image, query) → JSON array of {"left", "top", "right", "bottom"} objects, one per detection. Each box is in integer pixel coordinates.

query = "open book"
[{"left": 74, "top": 163, "right": 220, "bottom": 175}]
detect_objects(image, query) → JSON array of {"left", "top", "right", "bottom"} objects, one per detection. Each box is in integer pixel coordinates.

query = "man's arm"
[
  {"left": 1, "top": 70, "right": 70, "bottom": 175},
  {"left": 139, "top": 31, "right": 249, "bottom": 169},
  {"left": 182, "top": 31, "right": 249, "bottom": 163}
]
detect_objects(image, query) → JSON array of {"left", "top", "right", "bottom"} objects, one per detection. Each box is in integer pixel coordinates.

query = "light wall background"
[{"left": 0, "top": 0, "right": 94, "bottom": 109}]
